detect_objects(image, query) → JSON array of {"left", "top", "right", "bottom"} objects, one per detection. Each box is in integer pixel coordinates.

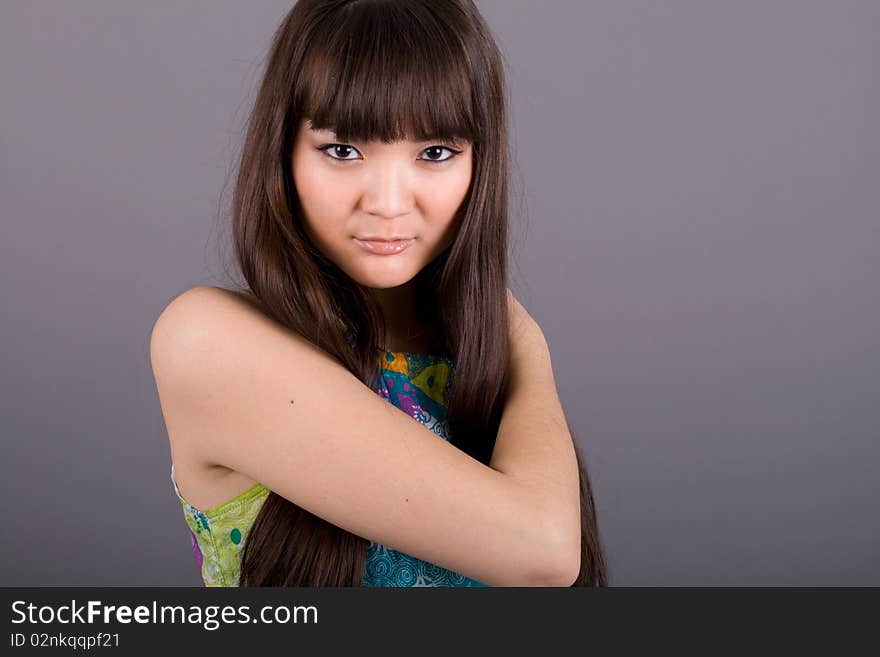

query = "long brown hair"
[{"left": 229, "top": 0, "right": 607, "bottom": 586}]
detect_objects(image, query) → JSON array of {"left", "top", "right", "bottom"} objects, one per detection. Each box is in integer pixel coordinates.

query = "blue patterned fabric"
[{"left": 360, "top": 349, "right": 487, "bottom": 587}]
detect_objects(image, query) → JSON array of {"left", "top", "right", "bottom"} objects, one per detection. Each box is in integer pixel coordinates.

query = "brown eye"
[
  {"left": 317, "top": 144, "right": 361, "bottom": 162},
  {"left": 420, "top": 146, "right": 459, "bottom": 163}
]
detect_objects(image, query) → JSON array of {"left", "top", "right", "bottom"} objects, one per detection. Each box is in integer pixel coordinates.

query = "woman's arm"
[
  {"left": 150, "top": 286, "right": 577, "bottom": 586},
  {"left": 489, "top": 291, "right": 582, "bottom": 584}
]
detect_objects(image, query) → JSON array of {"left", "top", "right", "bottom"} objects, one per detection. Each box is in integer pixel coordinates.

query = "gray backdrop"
[{"left": 2, "top": 1, "right": 877, "bottom": 586}]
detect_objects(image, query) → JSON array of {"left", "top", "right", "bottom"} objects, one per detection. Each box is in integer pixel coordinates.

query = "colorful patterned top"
[{"left": 171, "top": 347, "right": 488, "bottom": 587}]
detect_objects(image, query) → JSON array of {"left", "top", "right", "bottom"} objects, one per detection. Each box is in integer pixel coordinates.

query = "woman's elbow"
[{"left": 530, "top": 523, "right": 581, "bottom": 587}]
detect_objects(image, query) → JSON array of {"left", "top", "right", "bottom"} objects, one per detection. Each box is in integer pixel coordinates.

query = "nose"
[{"left": 360, "top": 159, "right": 415, "bottom": 219}]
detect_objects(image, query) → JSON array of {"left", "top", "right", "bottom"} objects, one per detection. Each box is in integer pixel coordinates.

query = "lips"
[{"left": 353, "top": 237, "right": 415, "bottom": 255}]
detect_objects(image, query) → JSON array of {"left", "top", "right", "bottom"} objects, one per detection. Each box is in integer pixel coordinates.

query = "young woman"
[{"left": 150, "top": 0, "right": 607, "bottom": 587}]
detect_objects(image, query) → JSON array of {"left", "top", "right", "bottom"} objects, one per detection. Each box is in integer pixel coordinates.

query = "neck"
[{"left": 367, "top": 279, "right": 436, "bottom": 353}]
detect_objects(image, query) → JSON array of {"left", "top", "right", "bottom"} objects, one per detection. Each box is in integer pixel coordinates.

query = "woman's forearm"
[{"left": 489, "top": 306, "right": 582, "bottom": 579}]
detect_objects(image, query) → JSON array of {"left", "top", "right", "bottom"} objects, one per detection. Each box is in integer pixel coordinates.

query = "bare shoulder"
[
  {"left": 150, "top": 285, "right": 284, "bottom": 382},
  {"left": 151, "top": 285, "right": 261, "bottom": 350},
  {"left": 150, "top": 285, "right": 278, "bottom": 509}
]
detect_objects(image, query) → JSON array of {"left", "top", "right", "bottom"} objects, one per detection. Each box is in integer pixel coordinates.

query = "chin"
[{"left": 349, "top": 267, "right": 419, "bottom": 290}]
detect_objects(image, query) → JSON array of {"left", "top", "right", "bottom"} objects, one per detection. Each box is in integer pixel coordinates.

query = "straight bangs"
[{"left": 293, "top": 1, "right": 479, "bottom": 146}]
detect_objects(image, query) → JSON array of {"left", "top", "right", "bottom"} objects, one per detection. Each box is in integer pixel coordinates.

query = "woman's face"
[{"left": 291, "top": 118, "right": 473, "bottom": 289}]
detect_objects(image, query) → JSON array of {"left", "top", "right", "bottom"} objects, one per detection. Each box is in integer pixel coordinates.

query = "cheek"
[
  {"left": 293, "top": 158, "right": 351, "bottom": 229},
  {"left": 425, "top": 164, "right": 472, "bottom": 221}
]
